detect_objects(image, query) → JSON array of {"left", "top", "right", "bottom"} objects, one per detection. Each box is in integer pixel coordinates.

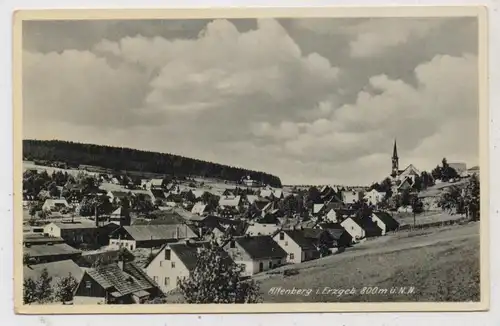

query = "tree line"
[{"left": 23, "top": 140, "right": 282, "bottom": 187}]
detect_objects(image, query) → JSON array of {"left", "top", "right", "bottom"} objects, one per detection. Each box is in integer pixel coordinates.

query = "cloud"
[
  {"left": 23, "top": 18, "right": 479, "bottom": 185},
  {"left": 250, "top": 53, "right": 478, "bottom": 183},
  {"left": 291, "top": 18, "right": 445, "bottom": 58}
]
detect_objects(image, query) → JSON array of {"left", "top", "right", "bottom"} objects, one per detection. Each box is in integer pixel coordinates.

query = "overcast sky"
[{"left": 22, "top": 17, "right": 479, "bottom": 185}]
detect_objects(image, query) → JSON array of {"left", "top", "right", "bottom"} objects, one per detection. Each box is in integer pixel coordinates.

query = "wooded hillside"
[{"left": 23, "top": 140, "right": 282, "bottom": 187}]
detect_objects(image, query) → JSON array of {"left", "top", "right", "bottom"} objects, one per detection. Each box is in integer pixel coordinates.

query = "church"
[{"left": 390, "top": 139, "right": 421, "bottom": 192}]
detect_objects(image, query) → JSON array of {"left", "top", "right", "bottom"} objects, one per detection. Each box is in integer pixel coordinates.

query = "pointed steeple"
[{"left": 392, "top": 139, "right": 398, "bottom": 159}]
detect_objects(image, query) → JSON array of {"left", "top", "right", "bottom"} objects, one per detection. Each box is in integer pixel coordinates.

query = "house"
[
  {"left": 109, "top": 224, "right": 198, "bottom": 250},
  {"left": 272, "top": 189, "right": 284, "bottom": 200},
  {"left": 24, "top": 260, "right": 84, "bottom": 302},
  {"left": 42, "top": 199, "right": 69, "bottom": 212},
  {"left": 223, "top": 235, "right": 287, "bottom": 277},
  {"left": 191, "top": 202, "right": 209, "bottom": 216},
  {"left": 315, "top": 223, "right": 353, "bottom": 248},
  {"left": 259, "top": 189, "right": 274, "bottom": 200},
  {"left": 371, "top": 211, "right": 400, "bottom": 235},
  {"left": 106, "top": 190, "right": 130, "bottom": 204},
  {"left": 218, "top": 195, "right": 243, "bottom": 210},
  {"left": 245, "top": 222, "right": 280, "bottom": 236},
  {"left": 43, "top": 221, "right": 100, "bottom": 247},
  {"left": 245, "top": 195, "right": 259, "bottom": 206},
  {"left": 73, "top": 261, "right": 162, "bottom": 304},
  {"left": 109, "top": 206, "right": 132, "bottom": 226},
  {"left": 190, "top": 190, "right": 207, "bottom": 200},
  {"left": 24, "top": 243, "right": 83, "bottom": 264},
  {"left": 149, "top": 189, "right": 167, "bottom": 203},
  {"left": 396, "top": 164, "right": 421, "bottom": 183},
  {"left": 363, "top": 189, "right": 386, "bottom": 206},
  {"left": 397, "top": 177, "right": 413, "bottom": 192},
  {"left": 75, "top": 248, "right": 136, "bottom": 268},
  {"left": 145, "top": 241, "right": 233, "bottom": 293},
  {"left": 341, "top": 191, "right": 362, "bottom": 205},
  {"left": 340, "top": 216, "right": 382, "bottom": 242},
  {"left": 273, "top": 230, "right": 318, "bottom": 264}
]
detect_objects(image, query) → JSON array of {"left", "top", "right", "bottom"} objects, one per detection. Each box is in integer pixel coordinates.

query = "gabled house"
[
  {"left": 106, "top": 191, "right": 130, "bottom": 204},
  {"left": 109, "top": 224, "right": 198, "bottom": 250},
  {"left": 245, "top": 222, "right": 280, "bottom": 236},
  {"left": 149, "top": 189, "right": 167, "bottom": 204},
  {"left": 42, "top": 199, "right": 69, "bottom": 212},
  {"left": 371, "top": 211, "right": 400, "bottom": 235},
  {"left": 191, "top": 202, "right": 209, "bottom": 216},
  {"left": 73, "top": 261, "right": 162, "bottom": 304},
  {"left": 273, "top": 230, "right": 318, "bottom": 264},
  {"left": 340, "top": 216, "right": 382, "bottom": 242},
  {"left": 109, "top": 206, "right": 132, "bottom": 227},
  {"left": 397, "top": 177, "right": 413, "bottom": 192},
  {"left": 145, "top": 241, "right": 233, "bottom": 293},
  {"left": 259, "top": 189, "right": 275, "bottom": 200},
  {"left": 223, "top": 235, "right": 287, "bottom": 276},
  {"left": 43, "top": 221, "right": 100, "bottom": 247},
  {"left": 364, "top": 189, "right": 386, "bottom": 206},
  {"left": 315, "top": 223, "right": 353, "bottom": 248},
  {"left": 341, "top": 191, "right": 362, "bottom": 205}
]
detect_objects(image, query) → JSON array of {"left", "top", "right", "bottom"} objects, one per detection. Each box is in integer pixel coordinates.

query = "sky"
[{"left": 22, "top": 17, "right": 479, "bottom": 185}]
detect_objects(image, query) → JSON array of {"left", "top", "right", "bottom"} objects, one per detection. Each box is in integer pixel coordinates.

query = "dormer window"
[{"left": 279, "top": 232, "right": 285, "bottom": 240}]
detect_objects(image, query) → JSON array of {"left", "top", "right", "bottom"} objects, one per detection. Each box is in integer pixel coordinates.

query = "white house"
[
  {"left": 340, "top": 217, "right": 365, "bottom": 242},
  {"left": 223, "top": 235, "right": 287, "bottom": 277},
  {"left": 245, "top": 223, "right": 280, "bottom": 236},
  {"left": 341, "top": 191, "right": 361, "bottom": 205},
  {"left": 272, "top": 230, "right": 318, "bottom": 264},
  {"left": 42, "top": 199, "right": 69, "bottom": 211},
  {"left": 145, "top": 241, "right": 231, "bottom": 294},
  {"left": 370, "top": 211, "right": 400, "bottom": 235},
  {"left": 363, "top": 189, "right": 386, "bottom": 206},
  {"left": 191, "top": 202, "right": 208, "bottom": 216}
]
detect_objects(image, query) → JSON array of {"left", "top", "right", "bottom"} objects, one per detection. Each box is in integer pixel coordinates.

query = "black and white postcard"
[{"left": 13, "top": 6, "right": 489, "bottom": 314}]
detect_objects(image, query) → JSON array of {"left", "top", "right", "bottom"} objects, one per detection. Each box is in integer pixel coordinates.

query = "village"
[{"left": 21, "top": 140, "right": 481, "bottom": 305}]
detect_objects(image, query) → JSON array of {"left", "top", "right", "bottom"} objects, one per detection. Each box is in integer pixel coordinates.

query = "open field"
[
  {"left": 256, "top": 222, "right": 480, "bottom": 302},
  {"left": 393, "top": 211, "right": 466, "bottom": 227}
]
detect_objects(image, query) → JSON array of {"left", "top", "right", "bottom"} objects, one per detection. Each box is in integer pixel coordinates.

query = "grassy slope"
[{"left": 258, "top": 223, "right": 480, "bottom": 303}]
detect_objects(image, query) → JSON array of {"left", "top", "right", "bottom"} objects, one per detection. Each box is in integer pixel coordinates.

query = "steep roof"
[
  {"left": 219, "top": 196, "right": 242, "bottom": 207},
  {"left": 282, "top": 230, "right": 317, "bottom": 250},
  {"left": 86, "top": 261, "right": 157, "bottom": 297},
  {"left": 350, "top": 216, "right": 383, "bottom": 234},
  {"left": 191, "top": 202, "right": 208, "bottom": 215},
  {"left": 150, "top": 189, "right": 166, "bottom": 200},
  {"left": 169, "top": 242, "right": 233, "bottom": 271},
  {"left": 234, "top": 235, "right": 287, "bottom": 259},
  {"left": 119, "top": 224, "right": 197, "bottom": 241},
  {"left": 373, "top": 211, "right": 400, "bottom": 230}
]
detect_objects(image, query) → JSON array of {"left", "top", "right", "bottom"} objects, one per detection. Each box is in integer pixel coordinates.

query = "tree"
[
  {"left": 401, "top": 189, "right": 412, "bottom": 207},
  {"left": 463, "top": 174, "right": 480, "bottom": 221},
  {"left": 35, "top": 268, "right": 53, "bottom": 303},
  {"left": 305, "top": 186, "right": 321, "bottom": 211},
  {"left": 412, "top": 175, "right": 423, "bottom": 192},
  {"left": 23, "top": 278, "right": 38, "bottom": 304},
  {"left": 420, "top": 171, "right": 435, "bottom": 189},
  {"left": 438, "top": 185, "right": 463, "bottom": 214},
  {"left": 178, "top": 244, "right": 262, "bottom": 303},
  {"left": 54, "top": 273, "right": 78, "bottom": 303}
]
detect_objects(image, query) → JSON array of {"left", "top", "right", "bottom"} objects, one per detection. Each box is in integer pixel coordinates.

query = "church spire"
[
  {"left": 391, "top": 139, "right": 399, "bottom": 177},
  {"left": 392, "top": 139, "right": 398, "bottom": 159}
]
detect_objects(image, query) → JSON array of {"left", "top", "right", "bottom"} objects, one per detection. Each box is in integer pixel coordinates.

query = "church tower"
[{"left": 391, "top": 139, "right": 399, "bottom": 177}]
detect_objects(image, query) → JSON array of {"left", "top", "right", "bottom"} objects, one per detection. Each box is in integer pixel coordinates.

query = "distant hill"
[{"left": 22, "top": 140, "right": 282, "bottom": 187}]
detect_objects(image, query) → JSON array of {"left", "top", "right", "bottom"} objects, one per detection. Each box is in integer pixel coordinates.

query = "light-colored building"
[
  {"left": 145, "top": 241, "right": 233, "bottom": 294},
  {"left": 42, "top": 199, "right": 69, "bottom": 211},
  {"left": 370, "top": 211, "right": 400, "bottom": 235},
  {"left": 272, "top": 230, "right": 318, "bottom": 264},
  {"left": 108, "top": 224, "right": 198, "bottom": 250},
  {"left": 363, "top": 189, "right": 386, "bottom": 206},
  {"left": 223, "top": 235, "right": 287, "bottom": 277},
  {"left": 341, "top": 191, "right": 362, "bottom": 205},
  {"left": 43, "top": 221, "right": 99, "bottom": 246},
  {"left": 245, "top": 223, "right": 280, "bottom": 236}
]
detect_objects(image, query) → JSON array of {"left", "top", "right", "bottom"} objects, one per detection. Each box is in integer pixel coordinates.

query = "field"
[{"left": 256, "top": 222, "right": 480, "bottom": 302}]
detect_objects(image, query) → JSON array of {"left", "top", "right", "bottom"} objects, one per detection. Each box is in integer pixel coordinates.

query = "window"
[
  {"left": 239, "top": 264, "right": 246, "bottom": 272},
  {"left": 160, "top": 261, "right": 163, "bottom": 267},
  {"left": 165, "top": 249, "right": 171, "bottom": 260},
  {"left": 259, "top": 262, "right": 264, "bottom": 272},
  {"left": 278, "top": 260, "right": 282, "bottom": 265},
  {"left": 269, "top": 261, "right": 272, "bottom": 268},
  {"left": 85, "top": 281, "right": 92, "bottom": 289},
  {"left": 171, "top": 262, "right": 176, "bottom": 268},
  {"left": 289, "top": 253, "right": 294, "bottom": 260},
  {"left": 279, "top": 232, "right": 285, "bottom": 240},
  {"left": 164, "top": 277, "right": 169, "bottom": 286},
  {"left": 284, "top": 241, "right": 288, "bottom": 246},
  {"left": 176, "top": 277, "right": 181, "bottom": 286},
  {"left": 230, "top": 240, "right": 235, "bottom": 248},
  {"left": 153, "top": 276, "right": 158, "bottom": 283}
]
